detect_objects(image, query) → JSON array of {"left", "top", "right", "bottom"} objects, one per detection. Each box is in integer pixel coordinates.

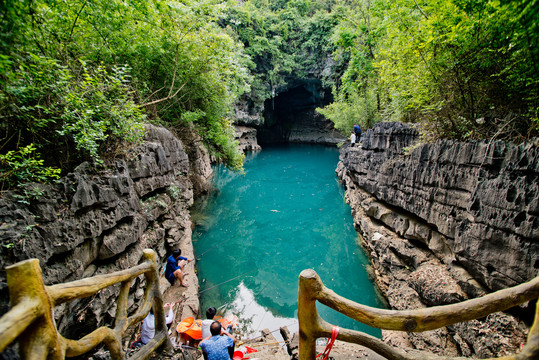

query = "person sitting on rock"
[
  {"left": 132, "top": 303, "right": 174, "bottom": 347},
  {"left": 350, "top": 131, "right": 356, "bottom": 146},
  {"left": 200, "top": 321, "right": 236, "bottom": 360},
  {"left": 165, "top": 249, "right": 190, "bottom": 287}
]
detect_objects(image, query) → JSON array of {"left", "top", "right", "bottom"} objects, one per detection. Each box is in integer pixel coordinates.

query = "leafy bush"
[
  {"left": 0, "top": 54, "right": 146, "bottom": 189},
  {"left": 316, "top": 0, "right": 538, "bottom": 142},
  {"left": 59, "top": 62, "right": 146, "bottom": 162},
  {"left": 0, "top": 144, "right": 61, "bottom": 190},
  {"left": 1, "top": 0, "right": 254, "bottom": 190}
]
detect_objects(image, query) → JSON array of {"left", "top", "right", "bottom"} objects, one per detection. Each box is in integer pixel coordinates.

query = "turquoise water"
[{"left": 193, "top": 144, "right": 384, "bottom": 339}]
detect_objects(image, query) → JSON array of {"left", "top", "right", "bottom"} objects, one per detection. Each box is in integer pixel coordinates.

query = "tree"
[
  {"left": 1, "top": 0, "right": 253, "bottom": 189},
  {"left": 318, "top": 0, "right": 538, "bottom": 141}
]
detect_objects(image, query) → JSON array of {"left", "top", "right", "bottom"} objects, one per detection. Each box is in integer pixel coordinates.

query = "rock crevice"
[
  {"left": 0, "top": 124, "right": 209, "bottom": 343},
  {"left": 337, "top": 122, "right": 537, "bottom": 357}
]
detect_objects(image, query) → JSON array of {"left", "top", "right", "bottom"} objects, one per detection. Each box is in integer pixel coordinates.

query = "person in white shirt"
[
  {"left": 350, "top": 131, "right": 356, "bottom": 146},
  {"left": 201, "top": 307, "right": 217, "bottom": 340},
  {"left": 201, "top": 307, "right": 233, "bottom": 340},
  {"left": 140, "top": 303, "right": 175, "bottom": 344}
]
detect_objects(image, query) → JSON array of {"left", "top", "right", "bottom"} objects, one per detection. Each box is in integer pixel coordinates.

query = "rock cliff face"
[
  {"left": 337, "top": 122, "right": 538, "bottom": 357},
  {"left": 258, "top": 79, "right": 343, "bottom": 145},
  {"left": 235, "top": 125, "right": 262, "bottom": 153},
  {"left": 234, "top": 76, "right": 345, "bottom": 148},
  {"left": 0, "top": 124, "right": 209, "bottom": 342}
]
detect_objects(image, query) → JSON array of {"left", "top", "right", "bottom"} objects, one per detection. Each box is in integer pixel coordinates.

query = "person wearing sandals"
[{"left": 165, "top": 249, "right": 191, "bottom": 287}]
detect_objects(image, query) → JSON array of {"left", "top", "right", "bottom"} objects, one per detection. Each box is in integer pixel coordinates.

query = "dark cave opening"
[{"left": 257, "top": 79, "right": 334, "bottom": 144}]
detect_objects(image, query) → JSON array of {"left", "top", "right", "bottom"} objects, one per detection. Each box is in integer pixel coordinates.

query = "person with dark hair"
[
  {"left": 201, "top": 307, "right": 217, "bottom": 340},
  {"left": 200, "top": 321, "right": 236, "bottom": 360},
  {"left": 164, "top": 249, "right": 191, "bottom": 287},
  {"left": 202, "top": 307, "right": 234, "bottom": 340},
  {"left": 353, "top": 124, "right": 361, "bottom": 142}
]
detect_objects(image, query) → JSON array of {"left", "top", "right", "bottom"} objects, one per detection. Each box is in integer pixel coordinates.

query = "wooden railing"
[
  {"left": 298, "top": 269, "right": 539, "bottom": 360},
  {"left": 0, "top": 249, "right": 172, "bottom": 360}
]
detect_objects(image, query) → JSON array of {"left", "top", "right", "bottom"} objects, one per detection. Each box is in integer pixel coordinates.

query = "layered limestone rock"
[
  {"left": 234, "top": 96, "right": 263, "bottom": 153},
  {"left": 236, "top": 125, "right": 262, "bottom": 153},
  {"left": 337, "top": 122, "right": 537, "bottom": 357},
  {"left": 287, "top": 110, "right": 343, "bottom": 145},
  {"left": 172, "top": 121, "right": 214, "bottom": 196},
  {"left": 234, "top": 95, "right": 263, "bottom": 128},
  {"left": 0, "top": 124, "right": 210, "bottom": 341}
]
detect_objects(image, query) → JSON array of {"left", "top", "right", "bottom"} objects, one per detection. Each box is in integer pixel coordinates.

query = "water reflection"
[
  {"left": 194, "top": 145, "right": 384, "bottom": 340},
  {"left": 225, "top": 282, "right": 298, "bottom": 341}
]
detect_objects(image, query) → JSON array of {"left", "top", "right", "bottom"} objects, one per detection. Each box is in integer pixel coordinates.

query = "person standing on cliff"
[
  {"left": 353, "top": 124, "right": 361, "bottom": 143},
  {"left": 165, "top": 249, "right": 191, "bottom": 287},
  {"left": 350, "top": 131, "right": 356, "bottom": 147}
]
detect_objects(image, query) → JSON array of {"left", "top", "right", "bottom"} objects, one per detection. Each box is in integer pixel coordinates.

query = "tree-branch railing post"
[
  {"left": 0, "top": 249, "right": 173, "bottom": 360},
  {"left": 298, "top": 269, "right": 539, "bottom": 360}
]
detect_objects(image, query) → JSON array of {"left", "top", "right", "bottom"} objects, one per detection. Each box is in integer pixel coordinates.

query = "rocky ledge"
[
  {"left": 0, "top": 124, "right": 209, "bottom": 345},
  {"left": 337, "top": 122, "right": 538, "bottom": 357}
]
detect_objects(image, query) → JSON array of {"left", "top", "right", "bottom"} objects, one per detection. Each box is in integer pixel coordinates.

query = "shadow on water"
[{"left": 193, "top": 144, "right": 385, "bottom": 341}]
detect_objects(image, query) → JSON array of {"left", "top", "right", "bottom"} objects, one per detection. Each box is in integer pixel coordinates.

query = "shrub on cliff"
[
  {"left": 0, "top": 0, "right": 251, "bottom": 190},
  {"left": 317, "top": 0, "right": 538, "bottom": 142},
  {"left": 0, "top": 54, "right": 146, "bottom": 190}
]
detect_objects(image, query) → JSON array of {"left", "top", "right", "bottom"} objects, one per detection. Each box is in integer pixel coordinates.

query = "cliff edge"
[
  {"left": 0, "top": 124, "right": 209, "bottom": 348},
  {"left": 337, "top": 122, "right": 538, "bottom": 357}
]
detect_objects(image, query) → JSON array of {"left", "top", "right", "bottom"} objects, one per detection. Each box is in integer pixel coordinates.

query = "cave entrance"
[{"left": 257, "top": 79, "right": 338, "bottom": 144}]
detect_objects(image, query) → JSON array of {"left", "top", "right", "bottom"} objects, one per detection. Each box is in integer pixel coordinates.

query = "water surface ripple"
[{"left": 193, "top": 144, "right": 383, "bottom": 338}]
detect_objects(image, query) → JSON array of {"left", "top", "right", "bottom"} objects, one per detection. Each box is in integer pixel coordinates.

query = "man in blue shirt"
[
  {"left": 200, "top": 321, "right": 236, "bottom": 360},
  {"left": 164, "top": 249, "right": 190, "bottom": 287},
  {"left": 353, "top": 124, "right": 361, "bottom": 142}
]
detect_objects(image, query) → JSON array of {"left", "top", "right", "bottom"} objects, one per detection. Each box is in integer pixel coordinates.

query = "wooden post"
[
  {"left": 144, "top": 249, "right": 173, "bottom": 354},
  {"left": 6, "top": 259, "right": 64, "bottom": 359},
  {"left": 298, "top": 269, "right": 323, "bottom": 360}
]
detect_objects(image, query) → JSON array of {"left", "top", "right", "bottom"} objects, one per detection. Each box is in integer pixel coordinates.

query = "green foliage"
[
  {"left": 1, "top": 54, "right": 67, "bottom": 140},
  {"left": 0, "top": 53, "right": 146, "bottom": 183},
  {"left": 59, "top": 62, "right": 146, "bottom": 162},
  {"left": 200, "top": 115, "right": 245, "bottom": 172},
  {"left": 317, "top": 0, "right": 538, "bottom": 142},
  {"left": 2, "top": 0, "right": 536, "bottom": 192},
  {"left": 221, "top": 0, "right": 340, "bottom": 107},
  {"left": 1, "top": 0, "right": 254, "bottom": 190},
  {"left": 317, "top": 87, "right": 378, "bottom": 133},
  {"left": 0, "top": 144, "right": 61, "bottom": 190}
]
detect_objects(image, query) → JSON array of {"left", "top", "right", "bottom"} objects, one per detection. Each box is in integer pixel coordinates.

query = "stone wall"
[
  {"left": 0, "top": 124, "right": 210, "bottom": 343},
  {"left": 337, "top": 122, "right": 538, "bottom": 357}
]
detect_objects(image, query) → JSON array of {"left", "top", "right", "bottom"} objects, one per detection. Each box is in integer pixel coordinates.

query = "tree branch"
[
  {"left": 413, "top": 0, "right": 429, "bottom": 20},
  {"left": 141, "top": 81, "right": 188, "bottom": 107},
  {"left": 68, "top": 0, "right": 89, "bottom": 43}
]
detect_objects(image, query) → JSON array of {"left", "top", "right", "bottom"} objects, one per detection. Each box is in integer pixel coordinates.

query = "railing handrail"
[
  {"left": 0, "top": 249, "right": 172, "bottom": 360},
  {"left": 298, "top": 269, "right": 539, "bottom": 360}
]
